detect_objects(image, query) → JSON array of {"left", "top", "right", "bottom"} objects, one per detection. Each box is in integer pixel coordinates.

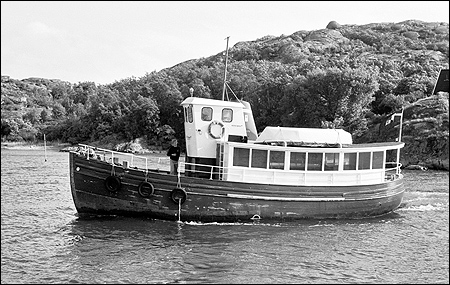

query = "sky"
[{"left": 1, "top": 1, "right": 449, "bottom": 85}]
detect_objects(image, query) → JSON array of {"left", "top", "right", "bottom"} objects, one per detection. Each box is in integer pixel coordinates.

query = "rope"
[
  {"left": 178, "top": 199, "right": 182, "bottom": 222},
  {"left": 225, "top": 82, "right": 240, "bottom": 101},
  {"left": 176, "top": 169, "right": 182, "bottom": 188},
  {"left": 110, "top": 154, "right": 115, "bottom": 176}
]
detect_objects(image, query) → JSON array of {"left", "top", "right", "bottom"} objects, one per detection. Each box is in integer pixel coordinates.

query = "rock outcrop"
[{"left": 367, "top": 93, "right": 449, "bottom": 170}]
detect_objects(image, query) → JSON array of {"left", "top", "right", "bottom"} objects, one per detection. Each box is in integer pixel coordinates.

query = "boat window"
[
  {"left": 344, "top": 153, "right": 357, "bottom": 170},
  {"left": 385, "top": 149, "right": 398, "bottom": 168},
  {"left": 372, "top": 151, "right": 384, "bottom": 169},
  {"left": 201, "top": 107, "right": 213, "bottom": 121},
  {"left": 324, "top": 153, "right": 339, "bottom": 171},
  {"left": 186, "top": 105, "right": 193, "bottom": 123},
  {"left": 290, "top": 152, "right": 306, "bottom": 170},
  {"left": 228, "top": 135, "right": 247, "bottom": 143},
  {"left": 358, "top": 152, "right": 371, "bottom": 170},
  {"left": 269, "top": 151, "right": 285, "bottom": 169},
  {"left": 251, "top": 149, "right": 267, "bottom": 168},
  {"left": 222, "top": 108, "right": 233, "bottom": 122},
  {"left": 307, "top": 153, "right": 322, "bottom": 171},
  {"left": 233, "top": 147, "right": 250, "bottom": 167}
]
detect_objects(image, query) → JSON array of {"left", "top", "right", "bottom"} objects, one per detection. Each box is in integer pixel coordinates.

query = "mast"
[
  {"left": 398, "top": 107, "right": 404, "bottom": 142},
  {"left": 222, "top": 36, "right": 230, "bottom": 101}
]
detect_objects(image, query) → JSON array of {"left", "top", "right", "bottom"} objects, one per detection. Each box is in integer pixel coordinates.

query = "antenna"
[{"left": 222, "top": 36, "right": 230, "bottom": 101}]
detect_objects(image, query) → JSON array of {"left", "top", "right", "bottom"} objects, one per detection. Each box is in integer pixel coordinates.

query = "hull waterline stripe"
[
  {"left": 227, "top": 193, "right": 345, "bottom": 201},
  {"left": 226, "top": 191, "right": 403, "bottom": 201}
]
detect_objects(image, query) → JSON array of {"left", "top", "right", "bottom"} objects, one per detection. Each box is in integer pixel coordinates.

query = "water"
[{"left": 1, "top": 148, "right": 449, "bottom": 284}]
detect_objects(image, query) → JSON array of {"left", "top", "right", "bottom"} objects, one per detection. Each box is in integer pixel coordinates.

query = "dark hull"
[{"left": 69, "top": 152, "right": 405, "bottom": 222}]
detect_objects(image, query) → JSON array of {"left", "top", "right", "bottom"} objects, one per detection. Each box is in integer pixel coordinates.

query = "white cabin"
[
  {"left": 180, "top": 97, "right": 404, "bottom": 185},
  {"left": 181, "top": 97, "right": 257, "bottom": 157}
]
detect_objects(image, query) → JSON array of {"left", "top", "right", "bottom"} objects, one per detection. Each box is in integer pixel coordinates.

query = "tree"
[
  {"left": 1, "top": 119, "right": 12, "bottom": 139},
  {"left": 282, "top": 66, "right": 379, "bottom": 137},
  {"left": 23, "top": 109, "right": 41, "bottom": 124},
  {"left": 140, "top": 71, "right": 183, "bottom": 137},
  {"left": 72, "top": 81, "right": 97, "bottom": 105},
  {"left": 52, "top": 102, "right": 67, "bottom": 120},
  {"left": 40, "top": 109, "right": 50, "bottom": 123},
  {"left": 121, "top": 95, "right": 160, "bottom": 141},
  {"left": 245, "top": 61, "right": 298, "bottom": 131}
]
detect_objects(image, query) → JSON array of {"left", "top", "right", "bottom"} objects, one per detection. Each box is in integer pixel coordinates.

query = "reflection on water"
[{"left": 1, "top": 149, "right": 449, "bottom": 284}]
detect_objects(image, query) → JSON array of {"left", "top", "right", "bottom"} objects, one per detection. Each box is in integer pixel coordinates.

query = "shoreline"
[
  {"left": 1, "top": 142, "right": 68, "bottom": 150},
  {"left": 1, "top": 141, "right": 72, "bottom": 152},
  {"left": 1, "top": 142, "right": 168, "bottom": 156},
  {"left": 2, "top": 142, "right": 446, "bottom": 171}
]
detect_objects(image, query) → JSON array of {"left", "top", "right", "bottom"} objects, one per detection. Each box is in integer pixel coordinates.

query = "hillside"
[
  {"left": 358, "top": 92, "right": 449, "bottom": 170},
  {"left": 1, "top": 19, "right": 449, "bottom": 170}
]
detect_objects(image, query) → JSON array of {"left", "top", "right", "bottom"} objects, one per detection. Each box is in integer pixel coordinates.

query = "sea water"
[{"left": 1, "top": 148, "right": 448, "bottom": 284}]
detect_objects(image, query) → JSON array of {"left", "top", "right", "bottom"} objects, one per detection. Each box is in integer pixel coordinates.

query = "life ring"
[
  {"left": 105, "top": 175, "right": 121, "bottom": 192},
  {"left": 171, "top": 187, "right": 187, "bottom": 204},
  {"left": 208, "top": 120, "right": 225, "bottom": 139},
  {"left": 138, "top": 181, "right": 154, "bottom": 197}
]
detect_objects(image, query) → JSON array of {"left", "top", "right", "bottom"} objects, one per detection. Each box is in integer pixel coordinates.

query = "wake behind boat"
[{"left": 69, "top": 38, "right": 405, "bottom": 222}]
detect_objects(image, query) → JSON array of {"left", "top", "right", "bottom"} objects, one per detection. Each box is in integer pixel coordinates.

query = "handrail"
[
  {"left": 74, "top": 144, "right": 403, "bottom": 183},
  {"left": 77, "top": 144, "right": 154, "bottom": 169}
]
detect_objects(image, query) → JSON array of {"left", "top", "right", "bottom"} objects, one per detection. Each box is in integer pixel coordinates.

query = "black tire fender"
[
  {"left": 138, "top": 181, "right": 154, "bottom": 197},
  {"left": 105, "top": 175, "right": 121, "bottom": 192},
  {"left": 170, "top": 187, "right": 187, "bottom": 204}
]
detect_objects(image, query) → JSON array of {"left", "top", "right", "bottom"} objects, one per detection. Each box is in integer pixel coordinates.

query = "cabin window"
[
  {"left": 269, "top": 151, "right": 285, "bottom": 169},
  {"left": 307, "top": 153, "right": 322, "bottom": 171},
  {"left": 186, "top": 105, "right": 193, "bottom": 123},
  {"left": 222, "top": 108, "right": 233, "bottom": 122},
  {"left": 324, "top": 153, "right": 339, "bottom": 171},
  {"left": 228, "top": 135, "right": 247, "bottom": 143},
  {"left": 290, "top": 152, "right": 306, "bottom": 170},
  {"left": 385, "top": 149, "right": 398, "bottom": 169},
  {"left": 201, "top": 107, "right": 213, "bottom": 121},
  {"left": 358, "top": 152, "right": 371, "bottom": 170},
  {"left": 344, "top": 153, "right": 357, "bottom": 170},
  {"left": 372, "top": 151, "right": 384, "bottom": 169},
  {"left": 251, "top": 149, "right": 267, "bottom": 168},
  {"left": 233, "top": 148, "right": 250, "bottom": 167}
]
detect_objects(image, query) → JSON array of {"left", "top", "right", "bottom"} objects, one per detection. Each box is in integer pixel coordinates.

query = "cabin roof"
[
  {"left": 255, "top": 127, "right": 353, "bottom": 145},
  {"left": 343, "top": 141, "right": 404, "bottom": 148},
  {"left": 181, "top": 97, "right": 244, "bottom": 108}
]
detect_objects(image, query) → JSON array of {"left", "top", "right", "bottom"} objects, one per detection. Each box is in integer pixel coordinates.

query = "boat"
[{"left": 69, "top": 39, "right": 405, "bottom": 223}]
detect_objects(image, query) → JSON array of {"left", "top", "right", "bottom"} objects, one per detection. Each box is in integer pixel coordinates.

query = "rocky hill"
[
  {"left": 359, "top": 92, "right": 449, "bottom": 170},
  {"left": 1, "top": 19, "right": 449, "bottom": 170},
  {"left": 400, "top": 93, "right": 448, "bottom": 170}
]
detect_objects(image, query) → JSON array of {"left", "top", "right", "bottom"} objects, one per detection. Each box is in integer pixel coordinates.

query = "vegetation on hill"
[{"left": 1, "top": 20, "right": 449, "bottom": 169}]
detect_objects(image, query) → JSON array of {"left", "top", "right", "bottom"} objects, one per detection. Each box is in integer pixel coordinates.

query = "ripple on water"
[{"left": 1, "top": 150, "right": 449, "bottom": 284}]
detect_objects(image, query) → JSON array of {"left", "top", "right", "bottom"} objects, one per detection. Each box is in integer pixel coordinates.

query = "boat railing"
[
  {"left": 182, "top": 161, "right": 222, "bottom": 179},
  {"left": 179, "top": 160, "right": 404, "bottom": 184},
  {"left": 74, "top": 144, "right": 403, "bottom": 183},
  {"left": 385, "top": 162, "right": 403, "bottom": 181},
  {"left": 180, "top": 162, "right": 403, "bottom": 181},
  {"left": 75, "top": 144, "right": 176, "bottom": 172}
]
